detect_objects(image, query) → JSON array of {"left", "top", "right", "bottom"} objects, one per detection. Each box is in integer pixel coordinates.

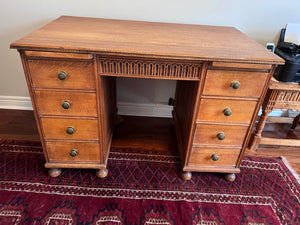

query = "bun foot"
[
  {"left": 224, "top": 173, "right": 236, "bottom": 182},
  {"left": 48, "top": 168, "right": 62, "bottom": 177},
  {"left": 96, "top": 168, "right": 108, "bottom": 178},
  {"left": 180, "top": 171, "right": 192, "bottom": 180}
]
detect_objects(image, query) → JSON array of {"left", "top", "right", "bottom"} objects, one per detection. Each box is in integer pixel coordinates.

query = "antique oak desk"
[{"left": 11, "top": 16, "right": 283, "bottom": 181}]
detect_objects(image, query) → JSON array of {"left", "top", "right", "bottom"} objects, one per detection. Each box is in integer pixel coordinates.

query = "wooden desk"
[
  {"left": 249, "top": 79, "right": 300, "bottom": 150},
  {"left": 11, "top": 16, "right": 283, "bottom": 181}
]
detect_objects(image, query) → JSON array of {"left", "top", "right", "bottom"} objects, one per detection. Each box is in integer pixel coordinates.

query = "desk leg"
[{"left": 249, "top": 111, "right": 270, "bottom": 151}]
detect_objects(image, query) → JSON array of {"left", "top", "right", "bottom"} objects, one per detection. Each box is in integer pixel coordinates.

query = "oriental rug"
[{"left": 0, "top": 139, "right": 299, "bottom": 225}]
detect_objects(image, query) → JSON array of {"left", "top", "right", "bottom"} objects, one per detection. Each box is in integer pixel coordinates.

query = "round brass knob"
[
  {"left": 70, "top": 149, "right": 78, "bottom": 157},
  {"left": 217, "top": 132, "right": 225, "bottom": 140},
  {"left": 211, "top": 154, "right": 219, "bottom": 161},
  {"left": 223, "top": 108, "right": 232, "bottom": 116},
  {"left": 231, "top": 81, "right": 241, "bottom": 89},
  {"left": 57, "top": 71, "right": 68, "bottom": 80},
  {"left": 66, "top": 126, "right": 75, "bottom": 135},
  {"left": 62, "top": 100, "right": 71, "bottom": 109}
]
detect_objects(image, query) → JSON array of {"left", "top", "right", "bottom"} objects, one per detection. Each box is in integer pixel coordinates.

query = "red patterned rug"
[{"left": 0, "top": 139, "right": 300, "bottom": 224}]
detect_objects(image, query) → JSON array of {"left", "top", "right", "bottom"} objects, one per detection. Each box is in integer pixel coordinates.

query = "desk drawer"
[
  {"left": 46, "top": 142, "right": 100, "bottom": 163},
  {"left": 197, "top": 99, "right": 257, "bottom": 124},
  {"left": 35, "top": 91, "right": 97, "bottom": 116},
  {"left": 188, "top": 147, "right": 240, "bottom": 166},
  {"left": 28, "top": 60, "right": 95, "bottom": 89},
  {"left": 203, "top": 70, "right": 268, "bottom": 98},
  {"left": 41, "top": 118, "right": 99, "bottom": 140},
  {"left": 193, "top": 124, "right": 248, "bottom": 146}
]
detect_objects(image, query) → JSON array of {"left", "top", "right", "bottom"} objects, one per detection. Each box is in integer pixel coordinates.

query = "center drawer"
[
  {"left": 41, "top": 118, "right": 99, "bottom": 140},
  {"left": 35, "top": 90, "right": 97, "bottom": 116},
  {"left": 193, "top": 124, "right": 248, "bottom": 146}
]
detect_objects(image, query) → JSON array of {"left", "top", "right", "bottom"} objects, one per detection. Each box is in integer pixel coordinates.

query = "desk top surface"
[{"left": 11, "top": 16, "right": 283, "bottom": 64}]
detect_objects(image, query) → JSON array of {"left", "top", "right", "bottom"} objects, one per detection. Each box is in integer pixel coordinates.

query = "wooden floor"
[{"left": 0, "top": 109, "right": 299, "bottom": 174}]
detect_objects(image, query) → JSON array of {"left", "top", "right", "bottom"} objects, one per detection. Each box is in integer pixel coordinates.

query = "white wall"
[{"left": 1, "top": 0, "right": 299, "bottom": 111}]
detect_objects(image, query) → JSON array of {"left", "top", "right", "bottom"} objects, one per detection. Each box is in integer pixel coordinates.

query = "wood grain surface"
[{"left": 11, "top": 16, "right": 283, "bottom": 64}]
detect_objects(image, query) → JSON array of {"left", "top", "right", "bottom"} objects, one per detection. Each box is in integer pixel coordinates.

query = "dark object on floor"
[{"left": 273, "top": 28, "right": 300, "bottom": 83}]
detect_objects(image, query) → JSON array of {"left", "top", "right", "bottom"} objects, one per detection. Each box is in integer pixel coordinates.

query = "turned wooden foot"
[
  {"left": 96, "top": 168, "right": 108, "bottom": 178},
  {"left": 180, "top": 171, "right": 192, "bottom": 180},
  {"left": 48, "top": 168, "right": 62, "bottom": 177},
  {"left": 224, "top": 173, "right": 236, "bottom": 182}
]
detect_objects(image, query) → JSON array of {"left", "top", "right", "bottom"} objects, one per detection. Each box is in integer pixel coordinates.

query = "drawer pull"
[
  {"left": 231, "top": 81, "right": 241, "bottom": 89},
  {"left": 217, "top": 132, "right": 225, "bottom": 140},
  {"left": 62, "top": 100, "right": 71, "bottom": 109},
  {"left": 66, "top": 126, "right": 75, "bottom": 135},
  {"left": 211, "top": 154, "right": 219, "bottom": 161},
  {"left": 70, "top": 149, "right": 78, "bottom": 157},
  {"left": 223, "top": 108, "right": 232, "bottom": 116},
  {"left": 57, "top": 71, "right": 68, "bottom": 80}
]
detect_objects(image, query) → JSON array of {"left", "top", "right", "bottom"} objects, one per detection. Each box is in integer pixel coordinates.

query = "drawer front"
[
  {"left": 28, "top": 60, "right": 95, "bottom": 89},
  {"left": 194, "top": 124, "right": 248, "bottom": 146},
  {"left": 203, "top": 70, "right": 268, "bottom": 98},
  {"left": 35, "top": 91, "right": 97, "bottom": 116},
  {"left": 197, "top": 99, "right": 257, "bottom": 124},
  {"left": 41, "top": 118, "right": 99, "bottom": 140},
  {"left": 46, "top": 142, "right": 100, "bottom": 162},
  {"left": 188, "top": 147, "right": 240, "bottom": 166}
]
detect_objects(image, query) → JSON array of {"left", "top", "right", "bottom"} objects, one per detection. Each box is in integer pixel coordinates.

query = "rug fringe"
[{"left": 281, "top": 156, "right": 300, "bottom": 184}]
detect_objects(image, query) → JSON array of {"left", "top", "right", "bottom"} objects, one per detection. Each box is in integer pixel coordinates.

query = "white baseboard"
[
  {"left": 0, "top": 96, "right": 33, "bottom": 110},
  {"left": 117, "top": 102, "right": 173, "bottom": 118},
  {"left": 0, "top": 95, "right": 173, "bottom": 118}
]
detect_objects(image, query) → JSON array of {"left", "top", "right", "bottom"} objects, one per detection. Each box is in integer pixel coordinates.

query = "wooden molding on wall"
[{"left": 0, "top": 96, "right": 33, "bottom": 110}]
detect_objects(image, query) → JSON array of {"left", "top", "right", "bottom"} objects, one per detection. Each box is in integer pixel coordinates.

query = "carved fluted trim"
[{"left": 98, "top": 58, "right": 202, "bottom": 79}]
